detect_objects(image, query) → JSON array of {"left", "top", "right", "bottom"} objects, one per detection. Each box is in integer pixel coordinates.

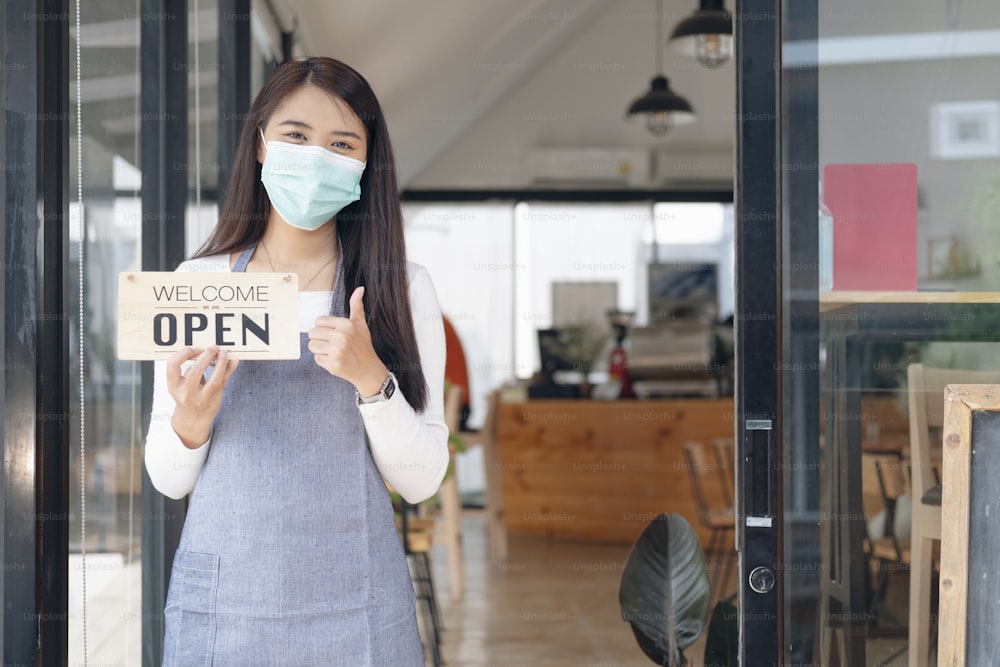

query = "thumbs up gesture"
[{"left": 308, "top": 286, "right": 389, "bottom": 396}]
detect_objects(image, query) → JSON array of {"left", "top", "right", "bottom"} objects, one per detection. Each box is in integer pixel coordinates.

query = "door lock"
[{"left": 748, "top": 566, "right": 775, "bottom": 594}]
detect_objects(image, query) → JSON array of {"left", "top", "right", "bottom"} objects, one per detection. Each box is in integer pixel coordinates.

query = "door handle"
[{"left": 745, "top": 419, "right": 773, "bottom": 526}]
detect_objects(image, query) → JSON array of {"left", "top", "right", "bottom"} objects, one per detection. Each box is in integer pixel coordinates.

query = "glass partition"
[
  {"left": 781, "top": 0, "right": 1000, "bottom": 663},
  {"left": 67, "top": 2, "right": 227, "bottom": 662},
  {"left": 67, "top": 4, "right": 144, "bottom": 663}
]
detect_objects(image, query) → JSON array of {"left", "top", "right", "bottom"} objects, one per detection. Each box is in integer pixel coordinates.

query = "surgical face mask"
[{"left": 259, "top": 129, "right": 366, "bottom": 231}]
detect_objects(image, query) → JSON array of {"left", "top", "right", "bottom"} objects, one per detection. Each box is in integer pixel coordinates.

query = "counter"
[{"left": 496, "top": 398, "right": 735, "bottom": 546}]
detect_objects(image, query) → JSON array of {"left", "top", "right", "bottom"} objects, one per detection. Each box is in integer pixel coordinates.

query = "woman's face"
[{"left": 258, "top": 84, "right": 369, "bottom": 163}]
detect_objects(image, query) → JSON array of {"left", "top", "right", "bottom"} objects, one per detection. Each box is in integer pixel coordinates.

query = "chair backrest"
[
  {"left": 480, "top": 389, "right": 500, "bottom": 439},
  {"left": 907, "top": 364, "right": 1000, "bottom": 500},
  {"left": 865, "top": 454, "right": 908, "bottom": 503},
  {"left": 711, "top": 437, "right": 735, "bottom": 508},
  {"left": 683, "top": 441, "right": 715, "bottom": 525},
  {"left": 474, "top": 389, "right": 508, "bottom": 562},
  {"left": 862, "top": 452, "right": 909, "bottom": 560},
  {"left": 458, "top": 389, "right": 500, "bottom": 444},
  {"left": 860, "top": 453, "right": 889, "bottom": 522},
  {"left": 878, "top": 457, "right": 909, "bottom": 503},
  {"left": 444, "top": 384, "right": 464, "bottom": 434}
]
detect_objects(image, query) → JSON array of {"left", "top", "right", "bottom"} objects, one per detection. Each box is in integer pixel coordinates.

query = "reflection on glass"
[
  {"left": 67, "top": 5, "right": 144, "bottom": 664},
  {"left": 783, "top": 0, "right": 1000, "bottom": 663},
  {"left": 67, "top": 2, "right": 219, "bottom": 663}
]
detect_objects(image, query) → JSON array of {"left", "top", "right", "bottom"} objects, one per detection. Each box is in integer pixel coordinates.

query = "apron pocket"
[{"left": 172, "top": 550, "right": 220, "bottom": 666}]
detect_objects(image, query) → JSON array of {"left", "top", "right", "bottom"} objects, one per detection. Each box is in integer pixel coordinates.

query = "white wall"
[
  {"left": 403, "top": 204, "right": 517, "bottom": 428},
  {"left": 819, "top": 56, "right": 1000, "bottom": 289}
]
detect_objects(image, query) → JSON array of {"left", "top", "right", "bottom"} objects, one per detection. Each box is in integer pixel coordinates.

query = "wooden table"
[{"left": 495, "top": 398, "right": 735, "bottom": 547}]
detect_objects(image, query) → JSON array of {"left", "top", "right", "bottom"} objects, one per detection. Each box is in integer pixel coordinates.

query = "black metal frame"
[
  {"left": 734, "top": 0, "right": 782, "bottom": 663},
  {"left": 218, "top": 0, "right": 251, "bottom": 206},
  {"left": 140, "top": 2, "right": 189, "bottom": 664},
  {"left": 780, "top": 0, "right": 822, "bottom": 662},
  {"left": 0, "top": 0, "right": 806, "bottom": 661},
  {"left": 780, "top": 0, "right": 820, "bottom": 517},
  {"left": 36, "top": 2, "right": 72, "bottom": 661},
  {"left": 401, "top": 187, "right": 733, "bottom": 203},
  {"left": 1, "top": 1, "right": 70, "bottom": 663}
]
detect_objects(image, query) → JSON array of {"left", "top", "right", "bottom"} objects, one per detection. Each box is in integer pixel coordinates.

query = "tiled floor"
[
  {"left": 429, "top": 512, "right": 716, "bottom": 667},
  {"left": 428, "top": 514, "right": 920, "bottom": 667},
  {"left": 68, "top": 513, "right": 714, "bottom": 667},
  {"left": 67, "top": 511, "right": 923, "bottom": 666},
  {"left": 69, "top": 552, "right": 143, "bottom": 667}
]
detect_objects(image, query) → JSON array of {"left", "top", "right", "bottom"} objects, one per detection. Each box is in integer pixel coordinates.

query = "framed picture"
[
  {"left": 927, "top": 235, "right": 957, "bottom": 279},
  {"left": 551, "top": 281, "right": 617, "bottom": 331},
  {"left": 647, "top": 262, "right": 718, "bottom": 321},
  {"left": 930, "top": 101, "right": 1000, "bottom": 160}
]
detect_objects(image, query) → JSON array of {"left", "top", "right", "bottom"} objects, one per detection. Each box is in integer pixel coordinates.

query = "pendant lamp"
[
  {"left": 670, "top": 0, "right": 733, "bottom": 69},
  {"left": 626, "top": 0, "right": 696, "bottom": 136}
]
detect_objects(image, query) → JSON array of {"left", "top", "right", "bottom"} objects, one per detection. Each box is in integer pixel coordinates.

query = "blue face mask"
[{"left": 259, "top": 129, "right": 366, "bottom": 231}]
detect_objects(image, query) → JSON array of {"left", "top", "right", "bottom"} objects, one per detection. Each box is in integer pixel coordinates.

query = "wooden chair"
[
  {"left": 458, "top": 390, "right": 508, "bottom": 563},
  {"left": 682, "top": 440, "right": 735, "bottom": 604},
  {"left": 438, "top": 384, "right": 465, "bottom": 600},
  {"left": 711, "top": 437, "right": 735, "bottom": 509},
  {"left": 906, "top": 363, "right": 1000, "bottom": 667},
  {"left": 397, "top": 500, "right": 443, "bottom": 666},
  {"left": 861, "top": 453, "right": 910, "bottom": 627}
]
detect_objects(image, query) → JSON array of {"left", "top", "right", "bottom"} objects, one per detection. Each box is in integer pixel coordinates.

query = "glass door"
[{"left": 761, "top": 0, "right": 1000, "bottom": 664}]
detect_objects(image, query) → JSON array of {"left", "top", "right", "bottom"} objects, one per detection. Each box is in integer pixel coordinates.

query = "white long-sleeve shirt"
[{"left": 143, "top": 254, "right": 450, "bottom": 504}]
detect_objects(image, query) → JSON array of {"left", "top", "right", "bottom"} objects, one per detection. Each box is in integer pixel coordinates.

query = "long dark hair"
[{"left": 196, "top": 57, "right": 428, "bottom": 412}]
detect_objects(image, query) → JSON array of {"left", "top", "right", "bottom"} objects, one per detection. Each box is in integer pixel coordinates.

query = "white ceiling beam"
[
  {"left": 71, "top": 71, "right": 218, "bottom": 104},
  {"left": 784, "top": 29, "right": 1000, "bottom": 67},
  {"left": 264, "top": 0, "right": 316, "bottom": 56},
  {"left": 70, "top": 8, "right": 216, "bottom": 48},
  {"left": 101, "top": 104, "right": 219, "bottom": 135}
]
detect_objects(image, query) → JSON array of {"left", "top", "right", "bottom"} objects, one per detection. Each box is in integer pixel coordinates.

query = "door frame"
[{"left": 734, "top": 0, "right": 821, "bottom": 662}]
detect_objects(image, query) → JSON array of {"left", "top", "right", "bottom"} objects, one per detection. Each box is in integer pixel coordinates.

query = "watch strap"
[{"left": 357, "top": 372, "right": 396, "bottom": 404}]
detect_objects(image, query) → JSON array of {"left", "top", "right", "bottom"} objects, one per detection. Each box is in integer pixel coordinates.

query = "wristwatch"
[{"left": 357, "top": 372, "right": 396, "bottom": 405}]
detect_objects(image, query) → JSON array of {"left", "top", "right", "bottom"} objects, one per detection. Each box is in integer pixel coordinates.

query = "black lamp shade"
[
  {"left": 627, "top": 76, "right": 696, "bottom": 120},
  {"left": 670, "top": 6, "right": 732, "bottom": 41},
  {"left": 626, "top": 0, "right": 698, "bottom": 136},
  {"left": 671, "top": 0, "right": 734, "bottom": 68}
]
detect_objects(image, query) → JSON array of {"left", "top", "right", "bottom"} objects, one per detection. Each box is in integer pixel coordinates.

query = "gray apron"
[{"left": 162, "top": 245, "right": 424, "bottom": 666}]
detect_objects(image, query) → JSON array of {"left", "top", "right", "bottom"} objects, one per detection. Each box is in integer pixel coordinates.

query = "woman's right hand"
[{"left": 167, "top": 346, "right": 240, "bottom": 449}]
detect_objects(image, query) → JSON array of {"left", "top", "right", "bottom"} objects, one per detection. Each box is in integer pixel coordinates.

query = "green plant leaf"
[
  {"left": 619, "top": 513, "right": 711, "bottom": 666},
  {"left": 448, "top": 432, "right": 467, "bottom": 453},
  {"left": 703, "top": 600, "right": 739, "bottom": 667}
]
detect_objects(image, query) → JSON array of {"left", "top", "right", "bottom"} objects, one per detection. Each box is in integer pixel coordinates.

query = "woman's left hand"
[{"left": 308, "top": 286, "right": 389, "bottom": 396}]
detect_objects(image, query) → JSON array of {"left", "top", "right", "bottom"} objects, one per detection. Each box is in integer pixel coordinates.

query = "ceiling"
[
  {"left": 76, "top": 0, "right": 738, "bottom": 194},
  {"left": 281, "top": 0, "right": 736, "bottom": 188},
  {"left": 76, "top": 0, "right": 998, "bottom": 194}
]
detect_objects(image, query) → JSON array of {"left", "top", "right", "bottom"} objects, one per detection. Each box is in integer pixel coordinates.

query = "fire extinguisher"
[{"left": 607, "top": 323, "right": 634, "bottom": 399}]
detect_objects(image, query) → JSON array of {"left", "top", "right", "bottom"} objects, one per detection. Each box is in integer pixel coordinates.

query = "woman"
[{"left": 144, "top": 57, "right": 449, "bottom": 666}]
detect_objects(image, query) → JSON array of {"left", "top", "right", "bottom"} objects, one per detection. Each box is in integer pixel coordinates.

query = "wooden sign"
[
  {"left": 116, "top": 272, "right": 301, "bottom": 360},
  {"left": 939, "top": 384, "right": 1000, "bottom": 667}
]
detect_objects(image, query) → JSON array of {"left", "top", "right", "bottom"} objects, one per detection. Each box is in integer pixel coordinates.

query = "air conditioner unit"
[
  {"left": 525, "top": 148, "right": 652, "bottom": 187},
  {"left": 652, "top": 144, "right": 734, "bottom": 187}
]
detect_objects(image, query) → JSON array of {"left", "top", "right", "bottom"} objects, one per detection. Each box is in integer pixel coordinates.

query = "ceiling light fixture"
[
  {"left": 626, "top": 0, "right": 696, "bottom": 136},
  {"left": 670, "top": 0, "right": 734, "bottom": 69}
]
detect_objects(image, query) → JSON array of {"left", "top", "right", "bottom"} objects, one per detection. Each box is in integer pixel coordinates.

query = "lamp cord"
[{"left": 656, "top": 0, "right": 664, "bottom": 75}]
